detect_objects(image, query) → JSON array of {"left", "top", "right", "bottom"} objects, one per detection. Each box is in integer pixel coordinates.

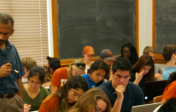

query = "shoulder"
[
  {"left": 127, "top": 82, "right": 143, "bottom": 92},
  {"left": 82, "top": 74, "right": 89, "bottom": 78},
  {"left": 99, "top": 81, "right": 112, "bottom": 91},
  {"left": 53, "top": 67, "right": 67, "bottom": 76},
  {"left": 43, "top": 95, "right": 59, "bottom": 108},
  {"left": 40, "top": 86, "right": 49, "bottom": 93}
]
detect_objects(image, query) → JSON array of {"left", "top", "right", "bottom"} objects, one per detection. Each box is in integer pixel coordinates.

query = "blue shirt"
[
  {"left": 0, "top": 41, "right": 25, "bottom": 94},
  {"left": 99, "top": 81, "right": 144, "bottom": 112},
  {"left": 162, "top": 65, "right": 176, "bottom": 80},
  {"left": 82, "top": 74, "right": 105, "bottom": 89}
]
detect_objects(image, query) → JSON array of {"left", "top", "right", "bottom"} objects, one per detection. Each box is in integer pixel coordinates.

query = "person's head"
[
  {"left": 67, "top": 59, "right": 86, "bottom": 78},
  {"left": 54, "top": 75, "right": 89, "bottom": 112},
  {"left": 21, "top": 57, "right": 37, "bottom": 76},
  {"left": 0, "top": 13, "right": 14, "bottom": 44},
  {"left": 100, "top": 49, "right": 115, "bottom": 66},
  {"left": 69, "top": 87, "right": 111, "bottom": 112},
  {"left": 112, "top": 57, "right": 132, "bottom": 88},
  {"left": 121, "top": 43, "right": 138, "bottom": 65},
  {"left": 162, "top": 45, "right": 176, "bottom": 63},
  {"left": 157, "top": 97, "right": 176, "bottom": 112},
  {"left": 47, "top": 56, "right": 60, "bottom": 74},
  {"left": 83, "top": 46, "right": 95, "bottom": 63},
  {"left": 167, "top": 71, "right": 176, "bottom": 85},
  {"left": 143, "top": 46, "right": 156, "bottom": 60},
  {"left": 88, "top": 60, "right": 109, "bottom": 84},
  {"left": 133, "top": 54, "right": 155, "bottom": 81},
  {"left": 27, "top": 66, "right": 45, "bottom": 92}
]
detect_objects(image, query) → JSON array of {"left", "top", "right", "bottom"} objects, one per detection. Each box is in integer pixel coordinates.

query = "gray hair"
[{"left": 0, "top": 13, "right": 14, "bottom": 29}]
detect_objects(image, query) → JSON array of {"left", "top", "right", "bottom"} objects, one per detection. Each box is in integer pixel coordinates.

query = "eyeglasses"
[
  {"left": 72, "top": 63, "right": 85, "bottom": 67},
  {"left": 28, "top": 80, "right": 41, "bottom": 86},
  {"left": 71, "top": 90, "right": 81, "bottom": 99}
]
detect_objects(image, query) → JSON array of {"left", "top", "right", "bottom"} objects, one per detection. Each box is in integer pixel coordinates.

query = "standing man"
[
  {"left": 0, "top": 13, "right": 25, "bottom": 112},
  {"left": 99, "top": 57, "right": 144, "bottom": 112}
]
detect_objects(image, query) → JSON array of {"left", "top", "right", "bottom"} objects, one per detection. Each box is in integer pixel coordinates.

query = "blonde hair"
[
  {"left": 68, "top": 87, "right": 111, "bottom": 112},
  {"left": 21, "top": 57, "right": 37, "bottom": 71},
  {"left": 143, "top": 46, "right": 156, "bottom": 54},
  {"left": 67, "top": 59, "right": 85, "bottom": 78}
]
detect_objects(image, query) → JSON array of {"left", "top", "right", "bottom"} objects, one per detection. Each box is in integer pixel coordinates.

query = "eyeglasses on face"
[
  {"left": 28, "top": 80, "right": 41, "bottom": 86},
  {"left": 71, "top": 89, "right": 81, "bottom": 98},
  {"left": 72, "top": 63, "right": 85, "bottom": 67}
]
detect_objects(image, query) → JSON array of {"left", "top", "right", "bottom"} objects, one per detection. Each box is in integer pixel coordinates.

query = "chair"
[{"left": 153, "top": 95, "right": 162, "bottom": 103}]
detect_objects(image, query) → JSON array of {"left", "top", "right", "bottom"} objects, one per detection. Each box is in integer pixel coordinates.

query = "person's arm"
[
  {"left": 133, "top": 71, "right": 144, "bottom": 85},
  {"left": 16, "top": 78, "right": 23, "bottom": 99},
  {"left": 51, "top": 84, "right": 58, "bottom": 93},
  {"left": 161, "top": 99, "right": 168, "bottom": 105},
  {"left": 0, "top": 63, "right": 12, "bottom": 78},
  {"left": 111, "top": 85, "right": 125, "bottom": 112}
]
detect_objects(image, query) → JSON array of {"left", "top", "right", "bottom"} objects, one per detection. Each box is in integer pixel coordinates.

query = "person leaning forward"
[{"left": 0, "top": 13, "right": 25, "bottom": 112}]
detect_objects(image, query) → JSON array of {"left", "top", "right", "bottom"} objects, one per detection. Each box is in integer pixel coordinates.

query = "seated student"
[
  {"left": 68, "top": 87, "right": 112, "bottom": 112},
  {"left": 99, "top": 49, "right": 115, "bottom": 81},
  {"left": 82, "top": 60, "right": 109, "bottom": 89},
  {"left": 161, "top": 71, "right": 176, "bottom": 104},
  {"left": 143, "top": 46, "right": 163, "bottom": 80},
  {"left": 21, "top": 57, "right": 37, "bottom": 83},
  {"left": 42, "top": 56, "right": 60, "bottom": 87},
  {"left": 99, "top": 57, "right": 144, "bottom": 112},
  {"left": 130, "top": 54, "right": 155, "bottom": 92},
  {"left": 50, "top": 59, "right": 85, "bottom": 93},
  {"left": 38, "top": 75, "right": 89, "bottom": 112},
  {"left": 23, "top": 66, "right": 49, "bottom": 112},
  {"left": 82, "top": 46, "right": 95, "bottom": 74},
  {"left": 157, "top": 98, "right": 176, "bottom": 112},
  {"left": 116, "top": 43, "right": 139, "bottom": 65},
  {"left": 162, "top": 45, "right": 176, "bottom": 80}
]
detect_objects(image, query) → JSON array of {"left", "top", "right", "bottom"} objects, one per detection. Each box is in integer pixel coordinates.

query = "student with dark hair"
[
  {"left": 161, "top": 71, "right": 176, "bottom": 104},
  {"left": 47, "top": 56, "right": 60, "bottom": 75},
  {"left": 38, "top": 75, "right": 89, "bottom": 112},
  {"left": 162, "top": 45, "right": 176, "bottom": 80},
  {"left": 82, "top": 60, "right": 109, "bottom": 89},
  {"left": 23, "top": 66, "right": 49, "bottom": 111},
  {"left": 157, "top": 98, "right": 176, "bottom": 112},
  {"left": 117, "top": 43, "right": 139, "bottom": 65},
  {"left": 69, "top": 88, "right": 112, "bottom": 112},
  {"left": 99, "top": 57, "right": 144, "bottom": 112},
  {"left": 130, "top": 54, "right": 155, "bottom": 92},
  {"left": 143, "top": 46, "right": 163, "bottom": 80}
]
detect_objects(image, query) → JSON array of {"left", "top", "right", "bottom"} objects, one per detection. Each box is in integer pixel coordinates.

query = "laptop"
[
  {"left": 131, "top": 102, "right": 161, "bottom": 112},
  {"left": 144, "top": 80, "right": 167, "bottom": 102}
]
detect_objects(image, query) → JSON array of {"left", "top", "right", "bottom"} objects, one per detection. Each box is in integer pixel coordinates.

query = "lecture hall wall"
[{"left": 48, "top": 0, "right": 166, "bottom": 71}]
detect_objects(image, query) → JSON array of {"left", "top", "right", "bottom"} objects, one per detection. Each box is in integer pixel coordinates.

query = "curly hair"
[
  {"left": 158, "top": 97, "right": 176, "bottom": 112},
  {"left": 167, "top": 71, "right": 176, "bottom": 85}
]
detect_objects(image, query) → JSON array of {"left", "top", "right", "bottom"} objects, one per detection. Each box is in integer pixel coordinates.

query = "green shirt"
[{"left": 23, "top": 86, "right": 49, "bottom": 111}]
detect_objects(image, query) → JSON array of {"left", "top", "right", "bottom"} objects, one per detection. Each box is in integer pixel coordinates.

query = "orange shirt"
[
  {"left": 161, "top": 80, "right": 176, "bottom": 100},
  {"left": 38, "top": 95, "right": 59, "bottom": 112},
  {"left": 51, "top": 67, "right": 68, "bottom": 89}
]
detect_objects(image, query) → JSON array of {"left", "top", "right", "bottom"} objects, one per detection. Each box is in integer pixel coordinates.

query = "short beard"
[{"left": 0, "top": 39, "right": 7, "bottom": 43}]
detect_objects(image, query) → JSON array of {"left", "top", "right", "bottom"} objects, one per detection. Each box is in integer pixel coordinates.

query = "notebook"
[{"left": 131, "top": 102, "right": 161, "bottom": 112}]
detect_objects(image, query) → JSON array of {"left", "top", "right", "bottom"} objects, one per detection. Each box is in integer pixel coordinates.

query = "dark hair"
[
  {"left": 47, "top": 56, "right": 60, "bottom": 72},
  {"left": 157, "top": 98, "right": 176, "bottom": 112},
  {"left": 28, "top": 66, "right": 45, "bottom": 84},
  {"left": 55, "top": 75, "right": 89, "bottom": 111},
  {"left": 133, "top": 54, "right": 154, "bottom": 82},
  {"left": 167, "top": 72, "right": 176, "bottom": 85},
  {"left": 121, "top": 43, "right": 139, "bottom": 65},
  {"left": 0, "top": 13, "right": 14, "bottom": 29},
  {"left": 112, "top": 57, "right": 132, "bottom": 74},
  {"left": 162, "top": 45, "right": 176, "bottom": 62}
]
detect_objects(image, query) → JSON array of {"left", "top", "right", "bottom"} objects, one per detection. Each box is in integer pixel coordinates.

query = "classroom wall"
[{"left": 48, "top": 0, "right": 166, "bottom": 71}]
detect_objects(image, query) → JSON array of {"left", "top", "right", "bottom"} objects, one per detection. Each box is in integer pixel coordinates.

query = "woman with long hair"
[
  {"left": 117, "top": 43, "right": 138, "bottom": 65},
  {"left": 50, "top": 59, "right": 85, "bottom": 93},
  {"left": 38, "top": 75, "right": 89, "bottom": 112},
  {"left": 68, "top": 87, "right": 111, "bottom": 112},
  {"left": 161, "top": 71, "right": 176, "bottom": 104},
  {"left": 82, "top": 60, "right": 109, "bottom": 88},
  {"left": 130, "top": 54, "right": 155, "bottom": 92}
]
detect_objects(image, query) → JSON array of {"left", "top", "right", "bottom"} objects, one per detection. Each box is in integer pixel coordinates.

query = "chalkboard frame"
[
  {"left": 52, "top": 0, "right": 140, "bottom": 66},
  {"left": 152, "top": 0, "right": 166, "bottom": 64}
]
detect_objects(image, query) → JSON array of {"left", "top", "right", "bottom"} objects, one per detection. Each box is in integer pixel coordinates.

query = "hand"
[
  {"left": 115, "top": 85, "right": 125, "bottom": 101},
  {"left": 135, "top": 71, "right": 144, "bottom": 81},
  {"left": 0, "top": 63, "right": 12, "bottom": 78},
  {"left": 157, "top": 76, "right": 162, "bottom": 81},
  {"left": 24, "top": 104, "right": 31, "bottom": 112}
]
